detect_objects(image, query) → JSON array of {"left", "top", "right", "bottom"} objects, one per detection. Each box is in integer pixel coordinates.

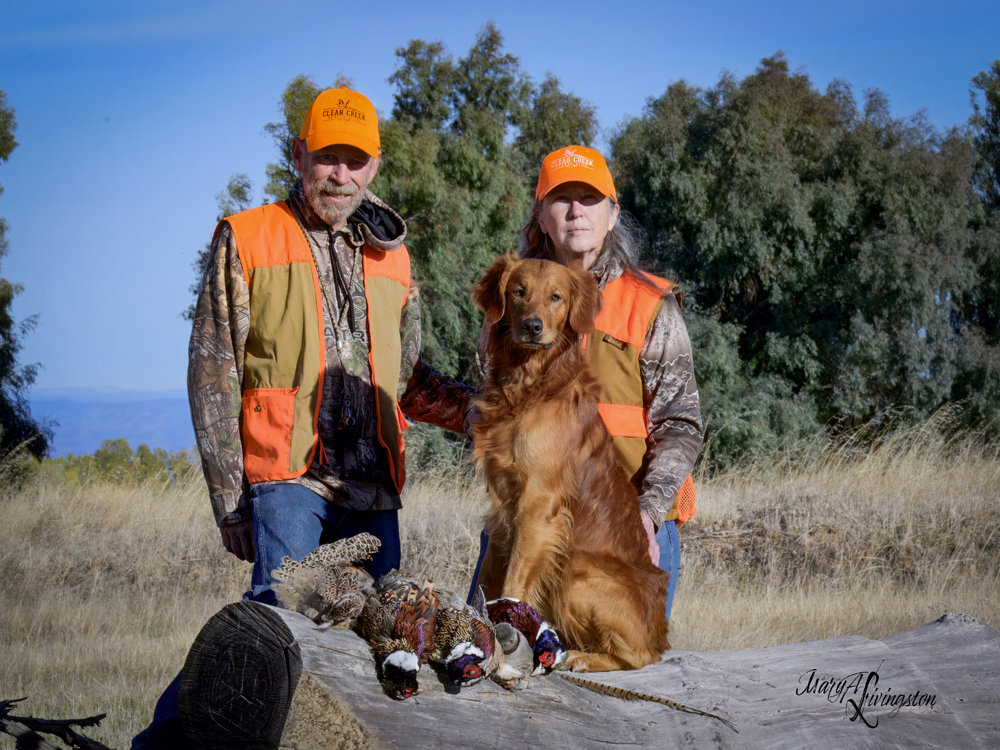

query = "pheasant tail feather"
[{"left": 558, "top": 673, "right": 737, "bottom": 733}]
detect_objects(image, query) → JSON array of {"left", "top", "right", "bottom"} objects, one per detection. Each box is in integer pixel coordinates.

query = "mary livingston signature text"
[{"left": 795, "top": 661, "right": 937, "bottom": 728}]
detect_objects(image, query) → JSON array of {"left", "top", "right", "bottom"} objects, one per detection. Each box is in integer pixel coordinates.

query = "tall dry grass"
[
  {"left": 673, "top": 411, "right": 1000, "bottom": 651},
  {"left": 2, "top": 415, "right": 998, "bottom": 747},
  {"left": 0, "top": 459, "right": 489, "bottom": 749},
  {"left": 0, "top": 467, "right": 246, "bottom": 748}
]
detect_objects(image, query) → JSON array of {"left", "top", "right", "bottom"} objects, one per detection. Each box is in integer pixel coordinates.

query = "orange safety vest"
[
  {"left": 584, "top": 270, "right": 697, "bottom": 524},
  {"left": 219, "top": 202, "right": 411, "bottom": 492}
]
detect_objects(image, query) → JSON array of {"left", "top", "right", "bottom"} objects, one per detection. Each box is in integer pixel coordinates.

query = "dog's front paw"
[{"left": 562, "top": 650, "right": 591, "bottom": 673}]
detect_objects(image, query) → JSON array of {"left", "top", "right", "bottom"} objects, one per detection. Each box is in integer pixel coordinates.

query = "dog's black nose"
[{"left": 522, "top": 318, "right": 543, "bottom": 336}]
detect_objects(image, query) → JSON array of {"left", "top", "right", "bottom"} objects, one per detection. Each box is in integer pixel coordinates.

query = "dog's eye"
[
  {"left": 512, "top": 289, "right": 524, "bottom": 298},
  {"left": 550, "top": 294, "right": 562, "bottom": 302}
]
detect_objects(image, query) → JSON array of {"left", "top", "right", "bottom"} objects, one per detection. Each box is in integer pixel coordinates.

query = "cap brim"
[
  {"left": 304, "top": 131, "right": 380, "bottom": 159},
  {"left": 537, "top": 175, "right": 616, "bottom": 201}
]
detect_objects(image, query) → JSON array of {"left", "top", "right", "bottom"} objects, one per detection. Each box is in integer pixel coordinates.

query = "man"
[
  {"left": 132, "top": 87, "right": 470, "bottom": 749},
  {"left": 189, "top": 86, "right": 471, "bottom": 593}
]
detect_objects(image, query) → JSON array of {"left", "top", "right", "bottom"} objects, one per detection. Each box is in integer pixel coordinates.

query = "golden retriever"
[{"left": 471, "top": 254, "right": 669, "bottom": 672}]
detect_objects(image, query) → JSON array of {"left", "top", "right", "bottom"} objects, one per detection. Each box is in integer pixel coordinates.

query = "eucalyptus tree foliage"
[
  {"left": 612, "top": 54, "right": 1000, "bottom": 467},
  {"left": 377, "top": 24, "right": 598, "bottom": 379},
  {"left": 970, "top": 60, "right": 1000, "bottom": 211},
  {"left": 952, "top": 60, "right": 1000, "bottom": 427},
  {"left": 0, "top": 89, "right": 50, "bottom": 458},
  {"left": 183, "top": 172, "right": 254, "bottom": 321}
]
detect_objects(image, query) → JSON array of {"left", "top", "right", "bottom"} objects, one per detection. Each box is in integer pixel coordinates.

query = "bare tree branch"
[{"left": 0, "top": 698, "right": 115, "bottom": 750}]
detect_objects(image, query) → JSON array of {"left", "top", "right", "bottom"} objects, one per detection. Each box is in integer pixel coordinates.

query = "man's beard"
[{"left": 303, "top": 177, "right": 367, "bottom": 228}]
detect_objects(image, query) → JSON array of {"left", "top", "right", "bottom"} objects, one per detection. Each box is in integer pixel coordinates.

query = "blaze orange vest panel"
[
  {"left": 584, "top": 271, "right": 697, "bottom": 524},
  {"left": 362, "top": 249, "right": 412, "bottom": 492},
  {"left": 220, "top": 202, "right": 410, "bottom": 491}
]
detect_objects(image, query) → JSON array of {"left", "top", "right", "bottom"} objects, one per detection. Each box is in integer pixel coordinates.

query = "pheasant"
[
  {"left": 270, "top": 533, "right": 381, "bottom": 629},
  {"left": 429, "top": 586, "right": 505, "bottom": 687},
  {"left": 354, "top": 570, "right": 439, "bottom": 700},
  {"left": 486, "top": 596, "right": 567, "bottom": 675}
]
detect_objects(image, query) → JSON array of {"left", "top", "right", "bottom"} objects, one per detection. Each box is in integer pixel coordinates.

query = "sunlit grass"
[{"left": 2, "top": 414, "right": 998, "bottom": 747}]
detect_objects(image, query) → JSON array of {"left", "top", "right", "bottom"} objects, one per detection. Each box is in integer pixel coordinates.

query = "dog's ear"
[
  {"left": 566, "top": 262, "right": 603, "bottom": 335},
  {"left": 473, "top": 253, "right": 519, "bottom": 324}
]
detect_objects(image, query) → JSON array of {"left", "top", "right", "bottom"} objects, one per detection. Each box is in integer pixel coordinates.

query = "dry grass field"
[{"left": 2, "top": 416, "right": 998, "bottom": 748}]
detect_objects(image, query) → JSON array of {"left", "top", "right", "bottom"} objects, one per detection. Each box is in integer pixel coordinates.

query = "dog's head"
[{"left": 472, "top": 254, "right": 603, "bottom": 348}]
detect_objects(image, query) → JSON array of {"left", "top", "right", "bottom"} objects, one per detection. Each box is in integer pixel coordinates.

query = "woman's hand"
[{"left": 639, "top": 511, "right": 660, "bottom": 566}]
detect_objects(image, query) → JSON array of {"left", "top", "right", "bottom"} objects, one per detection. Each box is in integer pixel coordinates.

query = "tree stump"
[
  {"left": 178, "top": 602, "right": 302, "bottom": 749},
  {"left": 177, "top": 602, "right": 1000, "bottom": 749}
]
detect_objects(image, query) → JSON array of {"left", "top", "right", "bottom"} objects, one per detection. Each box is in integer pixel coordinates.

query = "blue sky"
[{"left": 1, "top": 0, "right": 997, "bottom": 392}]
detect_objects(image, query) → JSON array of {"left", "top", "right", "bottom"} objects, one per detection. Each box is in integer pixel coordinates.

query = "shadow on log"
[{"left": 177, "top": 602, "right": 1000, "bottom": 749}]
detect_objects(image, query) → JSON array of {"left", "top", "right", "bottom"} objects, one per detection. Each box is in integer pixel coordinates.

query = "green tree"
[
  {"left": 970, "top": 60, "right": 1000, "bottom": 210},
  {"left": 377, "top": 24, "right": 531, "bottom": 377},
  {"left": 31, "top": 439, "right": 198, "bottom": 485},
  {"left": 612, "top": 54, "right": 1000, "bottom": 466},
  {"left": 377, "top": 23, "right": 597, "bottom": 378},
  {"left": 953, "top": 60, "right": 1000, "bottom": 425},
  {"left": 388, "top": 39, "right": 455, "bottom": 131},
  {"left": 0, "top": 88, "right": 50, "bottom": 458},
  {"left": 514, "top": 73, "right": 598, "bottom": 189},
  {"left": 183, "top": 173, "right": 254, "bottom": 320}
]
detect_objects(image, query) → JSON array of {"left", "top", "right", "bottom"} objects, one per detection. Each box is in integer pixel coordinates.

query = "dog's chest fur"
[{"left": 473, "top": 339, "right": 603, "bottom": 497}]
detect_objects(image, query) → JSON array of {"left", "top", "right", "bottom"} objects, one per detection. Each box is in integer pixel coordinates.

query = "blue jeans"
[
  {"left": 246, "top": 483, "right": 401, "bottom": 603},
  {"left": 467, "top": 520, "right": 681, "bottom": 621},
  {"left": 132, "top": 483, "right": 400, "bottom": 750},
  {"left": 131, "top": 672, "right": 185, "bottom": 750},
  {"left": 655, "top": 520, "right": 680, "bottom": 621}
]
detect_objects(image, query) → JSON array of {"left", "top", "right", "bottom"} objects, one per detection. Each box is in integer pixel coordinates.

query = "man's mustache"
[{"left": 315, "top": 183, "right": 358, "bottom": 197}]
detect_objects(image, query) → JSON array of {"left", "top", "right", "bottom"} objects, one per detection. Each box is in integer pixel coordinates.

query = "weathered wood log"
[{"left": 177, "top": 602, "right": 1000, "bottom": 749}]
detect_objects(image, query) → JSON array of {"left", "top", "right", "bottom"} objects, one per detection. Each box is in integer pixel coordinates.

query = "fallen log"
[{"left": 177, "top": 602, "right": 1000, "bottom": 749}]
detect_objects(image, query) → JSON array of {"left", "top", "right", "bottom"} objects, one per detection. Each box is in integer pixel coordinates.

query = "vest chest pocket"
[{"left": 241, "top": 387, "right": 299, "bottom": 480}]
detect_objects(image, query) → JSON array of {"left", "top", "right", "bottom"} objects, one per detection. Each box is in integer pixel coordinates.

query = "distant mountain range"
[{"left": 30, "top": 387, "right": 197, "bottom": 458}]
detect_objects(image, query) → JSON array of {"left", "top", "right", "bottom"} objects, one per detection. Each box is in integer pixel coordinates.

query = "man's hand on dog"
[{"left": 639, "top": 511, "right": 659, "bottom": 566}]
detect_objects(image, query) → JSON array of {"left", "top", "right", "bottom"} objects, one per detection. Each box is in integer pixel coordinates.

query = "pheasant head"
[
  {"left": 370, "top": 638, "right": 421, "bottom": 699},
  {"left": 439, "top": 615, "right": 496, "bottom": 686},
  {"left": 486, "top": 596, "right": 567, "bottom": 674},
  {"left": 354, "top": 572, "right": 438, "bottom": 699},
  {"left": 532, "top": 623, "right": 568, "bottom": 674}
]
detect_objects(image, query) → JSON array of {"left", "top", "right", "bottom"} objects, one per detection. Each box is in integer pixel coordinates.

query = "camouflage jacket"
[
  {"left": 188, "top": 183, "right": 473, "bottom": 526},
  {"left": 475, "top": 254, "right": 704, "bottom": 527}
]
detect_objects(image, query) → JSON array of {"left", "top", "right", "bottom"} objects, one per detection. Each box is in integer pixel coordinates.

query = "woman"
[{"left": 470, "top": 145, "right": 703, "bottom": 622}]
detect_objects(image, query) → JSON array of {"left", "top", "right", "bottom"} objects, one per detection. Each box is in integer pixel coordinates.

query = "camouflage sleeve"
[
  {"left": 638, "top": 293, "right": 704, "bottom": 527},
  {"left": 397, "top": 277, "right": 475, "bottom": 434},
  {"left": 187, "top": 222, "right": 250, "bottom": 527},
  {"left": 474, "top": 319, "right": 492, "bottom": 391}
]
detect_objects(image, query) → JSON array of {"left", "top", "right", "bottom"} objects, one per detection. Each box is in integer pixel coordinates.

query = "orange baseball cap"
[
  {"left": 299, "top": 87, "right": 380, "bottom": 157},
  {"left": 535, "top": 145, "right": 617, "bottom": 201}
]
